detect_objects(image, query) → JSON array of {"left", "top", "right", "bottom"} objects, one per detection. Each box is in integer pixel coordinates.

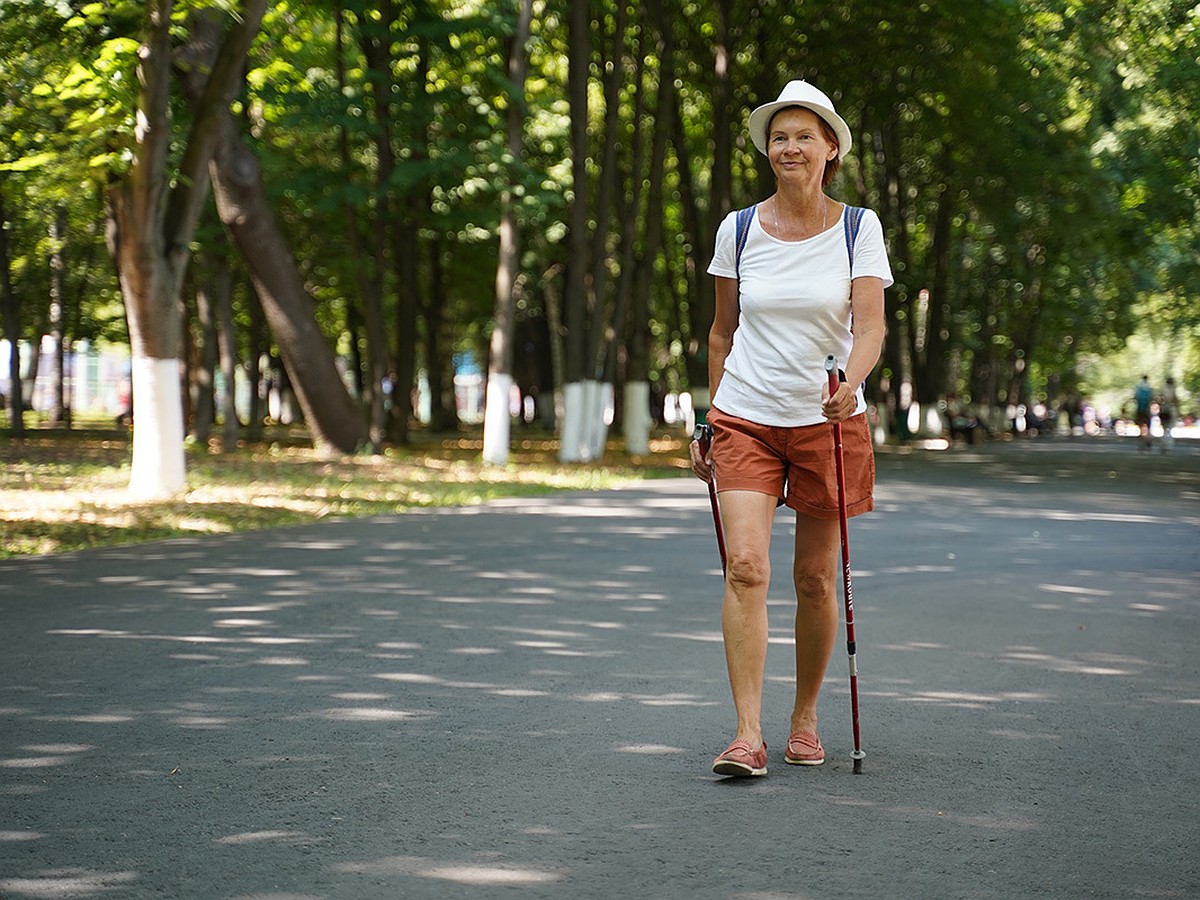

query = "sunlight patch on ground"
[
  {"left": 374, "top": 672, "right": 440, "bottom": 684},
  {"left": 652, "top": 630, "right": 723, "bottom": 643},
  {"left": 215, "top": 831, "right": 314, "bottom": 845},
  {"left": 615, "top": 744, "right": 686, "bottom": 754},
  {"left": 214, "top": 618, "right": 272, "bottom": 627},
  {"left": 898, "top": 690, "right": 1051, "bottom": 709},
  {"left": 332, "top": 692, "right": 390, "bottom": 702},
  {"left": 0, "top": 756, "right": 71, "bottom": 769},
  {"left": 878, "top": 641, "right": 947, "bottom": 652},
  {"left": 637, "top": 693, "right": 717, "bottom": 707},
  {"left": 999, "top": 647, "right": 1144, "bottom": 676},
  {"left": 322, "top": 708, "right": 425, "bottom": 722},
  {"left": 172, "top": 716, "right": 234, "bottom": 729},
  {"left": 984, "top": 508, "right": 1184, "bottom": 525},
  {"left": 209, "top": 603, "right": 304, "bottom": 613},
  {"left": 34, "top": 713, "right": 134, "bottom": 724},
  {"left": 0, "top": 869, "right": 138, "bottom": 898},
  {"left": 189, "top": 568, "right": 299, "bottom": 578},
  {"left": 434, "top": 595, "right": 553, "bottom": 606},
  {"left": 332, "top": 855, "right": 562, "bottom": 886},
  {"left": 1037, "top": 583, "right": 1113, "bottom": 597}
]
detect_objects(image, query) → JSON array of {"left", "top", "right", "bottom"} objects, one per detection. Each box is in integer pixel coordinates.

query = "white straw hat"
[{"left": 748, "top": 80, "right": 852, "bottom": 159}]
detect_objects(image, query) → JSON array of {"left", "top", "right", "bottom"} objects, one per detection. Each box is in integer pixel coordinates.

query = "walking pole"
[
  {"left": 826, "top": 355, "right": 865, "bottom": 774},
  {"left": 693, "top": 423, "right": 727, "bottom": 577}
]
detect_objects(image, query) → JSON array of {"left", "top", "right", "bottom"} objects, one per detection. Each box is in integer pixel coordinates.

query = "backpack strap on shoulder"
[
  {"left": 844, "top": 205, "right": 866, "bottom": 273},
  {"left": 734, "top": 204, "right": 757, "bottom": 280}
]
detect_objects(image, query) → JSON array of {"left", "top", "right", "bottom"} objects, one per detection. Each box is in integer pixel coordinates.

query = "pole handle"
[{"left": 825, "top": 354, "right": 846, "bottom": 395}]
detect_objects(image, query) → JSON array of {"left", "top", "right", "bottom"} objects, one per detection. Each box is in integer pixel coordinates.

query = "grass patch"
[{"left": 0, "top": 426, "right": 692, "bottom": 558}]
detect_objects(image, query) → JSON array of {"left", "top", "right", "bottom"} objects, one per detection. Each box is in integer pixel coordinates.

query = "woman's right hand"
[{"left": 689, "top": 436, "right": 714, "bottom": 484}]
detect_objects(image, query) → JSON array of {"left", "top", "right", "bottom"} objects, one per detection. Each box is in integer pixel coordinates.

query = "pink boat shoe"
[
  {"left": 712, "top": 738, "right": 768, "bottom": 777},
  {"left": 784, "top": 729, "right": 825, "bottom": 766}
]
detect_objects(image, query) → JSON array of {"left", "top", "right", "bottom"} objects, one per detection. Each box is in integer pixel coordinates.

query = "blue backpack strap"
[
  {"left": 843, "top": 205, "right": 866, "bottom": 273},
  {"left": 734, "top": 204, "right": 757, "bottom": 280}
]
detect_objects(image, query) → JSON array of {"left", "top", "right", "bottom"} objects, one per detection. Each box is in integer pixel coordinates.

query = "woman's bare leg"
[
  {"left": 715, "top": 490, "right": 780, "bottom": 749},
  {"left": 790, "top": 514, "right": 840, "bottom": 735}
]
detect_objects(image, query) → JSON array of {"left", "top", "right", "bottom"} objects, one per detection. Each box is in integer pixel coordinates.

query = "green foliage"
[{"left": 3, "top": 0, "right": 1195, "bottom": 438}]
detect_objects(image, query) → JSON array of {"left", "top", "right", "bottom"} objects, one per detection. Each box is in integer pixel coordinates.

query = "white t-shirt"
[{"left": 707, "top": 204, "right": 894, "bottom": 427}]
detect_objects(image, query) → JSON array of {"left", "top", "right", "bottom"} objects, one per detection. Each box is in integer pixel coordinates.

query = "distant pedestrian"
[
  {"left": 690, "top": 79, "right": 893, "bottom": 778},
  {"left": 1133, "top": 375, "right": 1154, "bottom": 450},
  {"left": 1160, "top": 377, "right": 1178, "bottom": 451}
]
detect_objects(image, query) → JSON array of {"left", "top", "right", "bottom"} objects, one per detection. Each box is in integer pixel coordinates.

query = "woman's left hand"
[{"left": 821, "top": 382, "right": 857, "bottom": 423}]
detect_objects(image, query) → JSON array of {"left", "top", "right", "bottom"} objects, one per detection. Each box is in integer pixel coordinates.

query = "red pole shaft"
[
  {"left": 696, "top": 426, "right": 727, "bottom": 576},
  {"left": 827, "top": 358, "right": 864, "bottom": 771}
]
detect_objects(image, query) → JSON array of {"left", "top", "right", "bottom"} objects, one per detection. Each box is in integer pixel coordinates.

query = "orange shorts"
[{"left": 708, "top": 406, "right": 875, "bottom": 520}]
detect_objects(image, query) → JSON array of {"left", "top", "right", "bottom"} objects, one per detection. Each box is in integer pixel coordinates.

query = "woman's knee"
[
  {"left": 726, "top": 551, "right": 770, "bottom": 593},
  {"left": 793, "top": 565, "right": 835, "bottom": 606}
]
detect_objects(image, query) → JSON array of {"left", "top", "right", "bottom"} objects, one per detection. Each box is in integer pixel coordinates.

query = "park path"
[{"left": 1, "top": 437, "right": 1198, "bottom": 899}]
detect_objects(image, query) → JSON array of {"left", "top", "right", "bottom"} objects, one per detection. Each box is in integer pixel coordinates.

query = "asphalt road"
[{"left": 2, "top": 436, "right": 1198, "bottom": 899}]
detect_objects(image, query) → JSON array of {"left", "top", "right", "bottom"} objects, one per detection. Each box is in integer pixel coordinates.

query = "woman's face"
[{"left": 767, "top": 107, "right": 838, "bottom": 188}]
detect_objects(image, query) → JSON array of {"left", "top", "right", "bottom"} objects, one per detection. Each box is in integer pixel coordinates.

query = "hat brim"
[{"left": 749, "top": 101, "right": 852, "bottom": 160}]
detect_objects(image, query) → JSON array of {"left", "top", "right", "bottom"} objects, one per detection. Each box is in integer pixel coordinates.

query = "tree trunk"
[
  {"left": 877, "top": 116, "right": 911, "bottom": 432},
  {"left": 192, "top": 263, "right": 218, "bottom": 446},
  {"left": 176, "top": 17, "right": 366, "bottom": 455},
  {"left": 212, "top": 236, "right": 240, "bottom": 452},
  {"left": 608, "top": 43, "right": 649, "bottom": 436},
  {"left": 0, "top": 183, "right": 24, "bottom": 438},
  {"left": 668, "top": 82, "right": 709, "bottom": 426},
  {"left": 559, "top": 0, "right": 593, "bottom": 462},
  {"left": 205, "top": 112, "right": 367, "bottom": 454},
  {"left": 681, "top": 0, "right": 733, "bottom": 427},
  {"left": 337, "top": 3, "right": 388, "bottom": 451},
  {"left": 107, "top": 0, "right": 267, "bottom": 496},
  {"left": 423, "top": 239, "right": 457, "bottom": 431},
  {"left": 483, "top": 0, "right": 534, "bottom": 465},
  {"left": 623, "top": 0, "right": 673, "bottom": 455},
  {"left": 108, "top": 0, "right": 187, "bottom": 496},
  {"left": 47, "top": 206, "right": 68, "bottom": 427},
  {"left": 917, "top": 175, "right": 955, "bottom": 401},
  {"left": 585, "top": 0, "right": 629, "bottom": 377},
  {"left": 245, "top": 280, "right": 265, "bottom": 442}
]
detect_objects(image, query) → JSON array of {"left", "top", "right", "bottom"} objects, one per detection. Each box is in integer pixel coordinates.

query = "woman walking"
[{"left": 690, "top": 80, "right": 893, "bottom": 777}]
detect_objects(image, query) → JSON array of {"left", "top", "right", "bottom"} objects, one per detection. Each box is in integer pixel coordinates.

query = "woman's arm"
[
  {"left": 691, "top": 276, "right": 740, "bottom": 481},
  {"left": 708, "top": 276, "right": 740, "bottom": 399},
  {"left": 824, "top": 275, "right": 886, "bottom": 422}
]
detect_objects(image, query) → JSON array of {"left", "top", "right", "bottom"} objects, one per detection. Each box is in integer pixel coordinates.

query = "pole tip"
[{"left": 852, "top": 750, "right": 865, "bottom": 775}]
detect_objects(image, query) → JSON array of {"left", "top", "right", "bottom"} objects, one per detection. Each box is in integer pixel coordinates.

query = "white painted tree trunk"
[
  {"left": 128, "top": 355, "right": 186, "bottom": 498},
  {"left": 623, "top": 380, "right": 651, "bottom": 456},
  {"left": 559, "top": 381, "right": 586, "bottom": 462},
  {"left": 482, "top": 373, "right": 513, "bottom": 466},
  {"left": 584, "top": 379, "right": 612, "bottom": 460}
]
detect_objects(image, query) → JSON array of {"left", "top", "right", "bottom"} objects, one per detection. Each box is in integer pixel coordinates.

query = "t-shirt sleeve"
[
  {"left": 707, "top": 210, "right": 739, "bottom": 279},
  {"left": 852, "top": 209, "right": 894, "bottom": 288}
]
